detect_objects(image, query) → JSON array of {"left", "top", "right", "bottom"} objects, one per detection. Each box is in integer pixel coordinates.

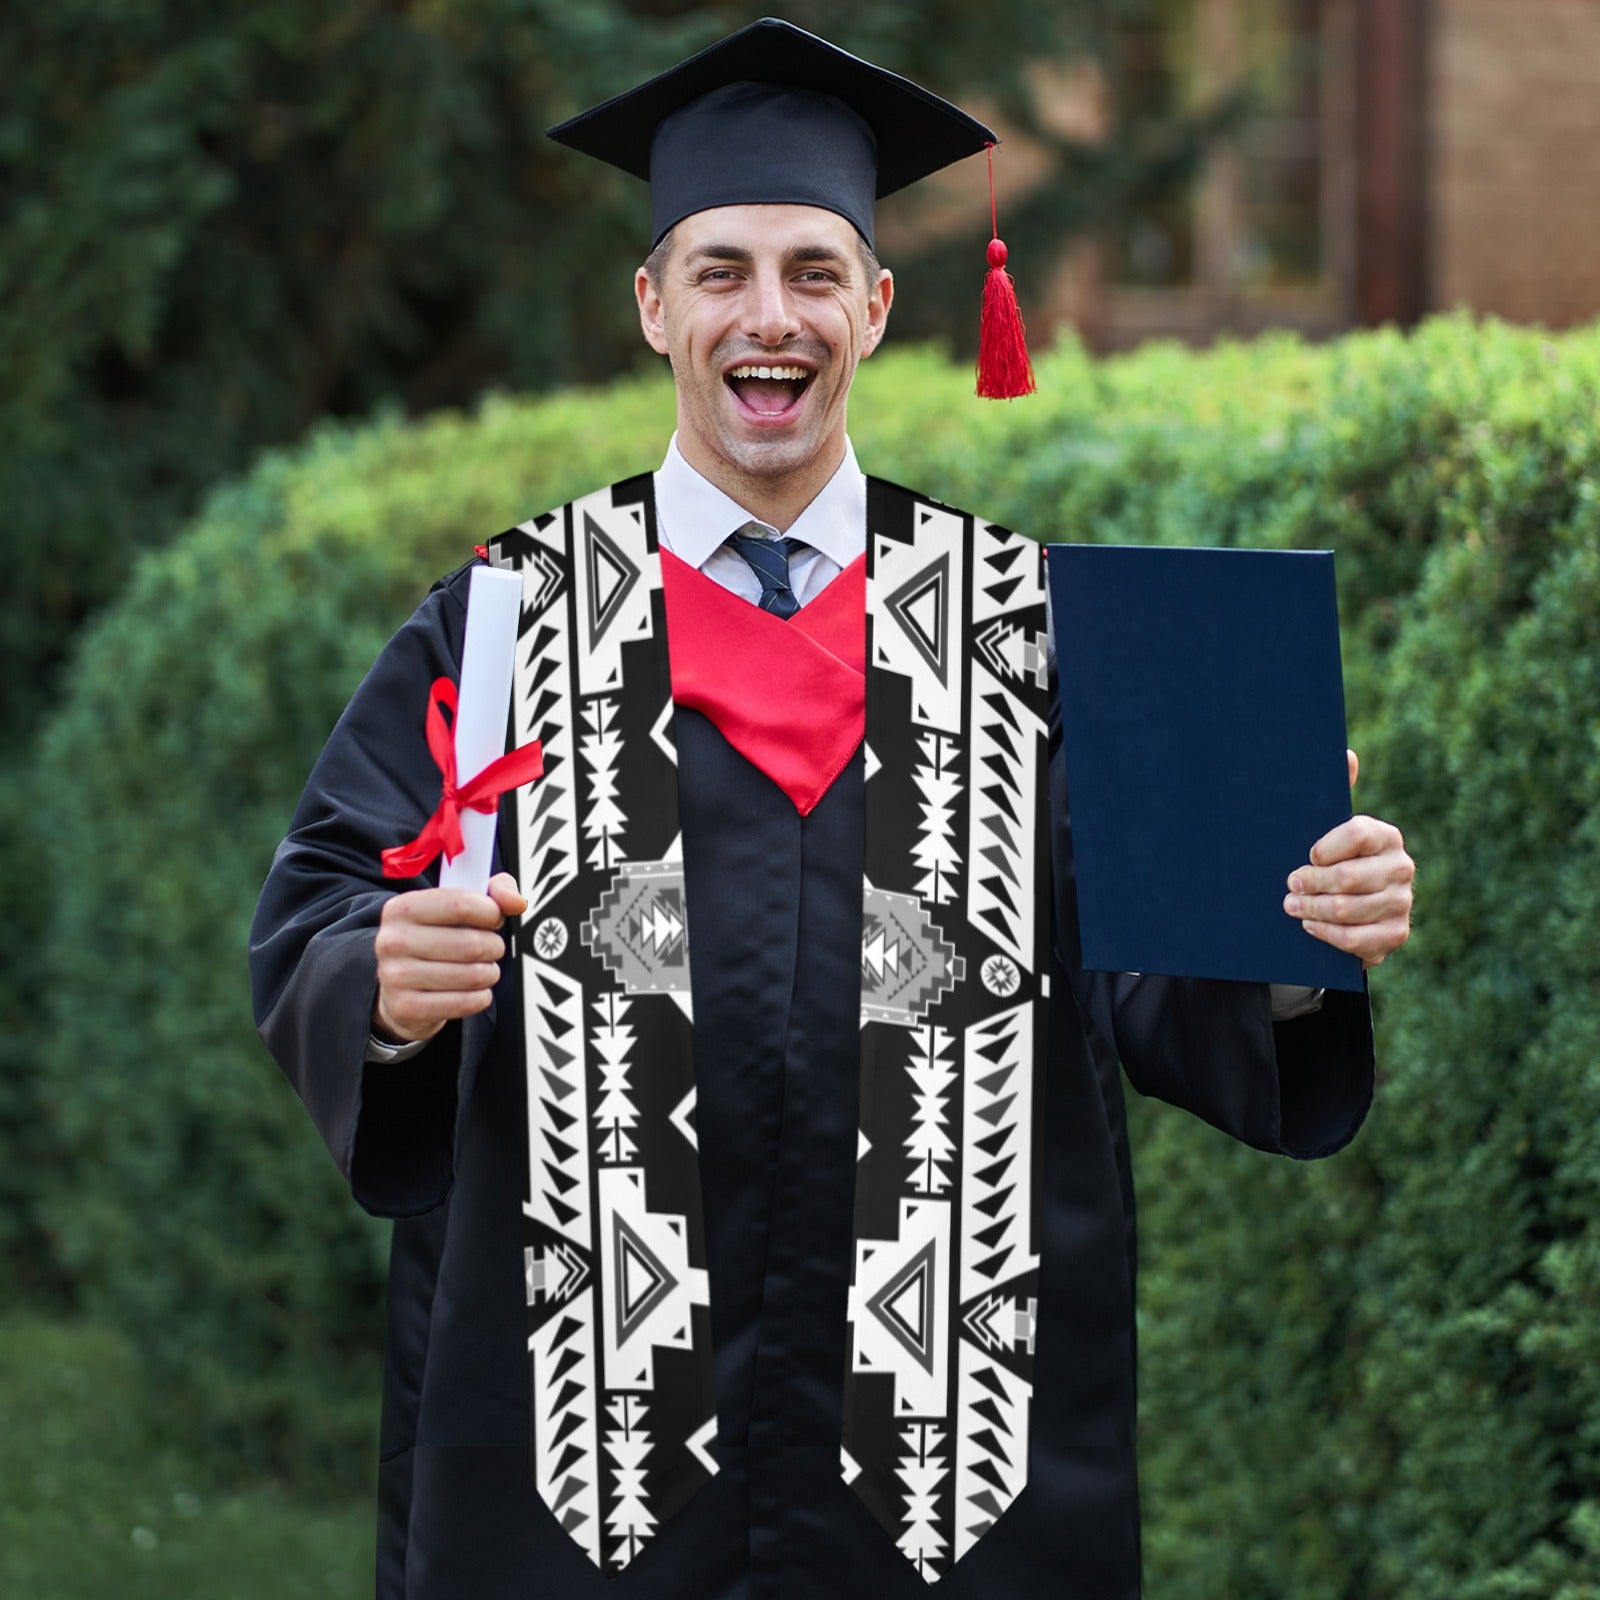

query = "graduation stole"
[{"left": 488, "top": 473, "right": 1050, "bottom": 1583}]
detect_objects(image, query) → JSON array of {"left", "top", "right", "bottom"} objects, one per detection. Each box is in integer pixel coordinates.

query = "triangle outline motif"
[
  {"left": 865, "top": 1236, "right": 938, "bottom": 1375},
  {"left": 884, "top": 551, "right": 951, "bottom": 688},
  {"left": 583, "top": 512, "right": 641, "bottom": 650},
  {"left": 613, "top": 1213, "right": 678, "bottom": 1346}
]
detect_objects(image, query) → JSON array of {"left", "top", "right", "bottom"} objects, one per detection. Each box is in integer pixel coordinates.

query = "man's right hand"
[{"left": 372, "top": 871, "right": 529, "bottom": 1045}]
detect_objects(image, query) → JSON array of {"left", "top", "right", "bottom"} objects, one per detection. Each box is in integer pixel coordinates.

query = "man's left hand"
[{"left": 1284, "top": 750, "right": 1415, "bottom": 969}]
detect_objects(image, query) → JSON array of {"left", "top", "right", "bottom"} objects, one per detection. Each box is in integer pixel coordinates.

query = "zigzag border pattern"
[
  {"left": 523, "top": 961, "right": 591, "bottom": 1245},
  {"left": 952, "top": 1337, "right": 1032, "bottom": 1563},
  {"left": 505, "top": 510, "right": 579, "bottom": 921},
  {"left": 965, "top": 661, "right": 1042, "bottom": 968},
  {"left": 529, "top": 1298, "right": 602, "bottom": 1563},
  {"left": 957, "top": 1000, "right": 1038, "bottom": 1309}
]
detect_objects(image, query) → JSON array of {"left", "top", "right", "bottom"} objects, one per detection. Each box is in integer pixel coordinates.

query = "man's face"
[{"left": 635, "top": 204, "right": 893, "bottom": 492}]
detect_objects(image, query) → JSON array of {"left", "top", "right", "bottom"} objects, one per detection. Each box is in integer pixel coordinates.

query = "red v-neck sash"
[{"left": 661, "top": 549, "right": 866, "bottom": 815}]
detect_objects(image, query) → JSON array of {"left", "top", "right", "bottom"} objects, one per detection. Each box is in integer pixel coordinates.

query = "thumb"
[{"left": 487, "top": 872, "right": 529, "bottom": 916}]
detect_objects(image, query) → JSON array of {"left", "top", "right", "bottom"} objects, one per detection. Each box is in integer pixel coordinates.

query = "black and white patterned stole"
[
  {"left": 488, "top": 475, "right": 1051, "bottom": 1581},
  {"left": 847, "top": 480, "right": 1051, "bottom": 1581}
]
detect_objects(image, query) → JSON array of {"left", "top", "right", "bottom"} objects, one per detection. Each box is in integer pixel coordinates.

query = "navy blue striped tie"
[{"left": 727, "top": 525, "right": 805, "bottom": 619}]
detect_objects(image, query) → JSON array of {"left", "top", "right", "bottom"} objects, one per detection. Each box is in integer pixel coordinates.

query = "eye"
[{"left": 697, "top": 267, "right": 743, "bottom": 284}]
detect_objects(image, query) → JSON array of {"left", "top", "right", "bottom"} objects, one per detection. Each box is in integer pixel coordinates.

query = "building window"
[{"left": 1097, "top": 0, "right": 1356, "bottom": 345}]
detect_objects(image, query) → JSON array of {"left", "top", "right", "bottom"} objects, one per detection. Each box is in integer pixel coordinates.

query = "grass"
[{"left": 0, "top": 1315, "right": 372, "bottom": 1599}]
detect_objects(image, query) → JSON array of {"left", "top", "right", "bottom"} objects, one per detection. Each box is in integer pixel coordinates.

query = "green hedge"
[
  {"left": 34, "top": 380, "right": 675, "bottom": 1480},
  {"left": 34, "top": 318, "right": 1600, "bottom": 1598}
]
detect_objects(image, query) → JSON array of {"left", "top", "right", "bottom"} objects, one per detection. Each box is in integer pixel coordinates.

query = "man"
[{"left": 250, "top": 19, "right": 1413, "bottom": 1600}]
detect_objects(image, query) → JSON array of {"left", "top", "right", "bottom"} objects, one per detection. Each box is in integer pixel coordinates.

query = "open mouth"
[{"left": 725, "top": 363, "right": 813, "bottom": 418}]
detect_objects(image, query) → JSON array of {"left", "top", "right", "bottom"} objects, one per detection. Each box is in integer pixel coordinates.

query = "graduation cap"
[{"left": 548, "top": 17, "right": 1036, "bottom": 398}]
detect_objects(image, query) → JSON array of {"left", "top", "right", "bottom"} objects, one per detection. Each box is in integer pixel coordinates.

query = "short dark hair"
[
  {"left": 642, "top": 225, "right": 883, "bottom": 291},
  {"left": 643, "top": 227, "right": 676, "bottom": 291}
]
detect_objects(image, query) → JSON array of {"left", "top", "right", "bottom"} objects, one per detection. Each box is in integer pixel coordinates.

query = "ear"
[
  {"left": 636, "top": 266, "right": 670, "bottom": 356},
  {"left": 861, "top": 268, "right": 894, "bottom": 358}
]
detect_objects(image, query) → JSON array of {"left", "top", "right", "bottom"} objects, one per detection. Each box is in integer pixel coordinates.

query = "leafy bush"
[
  {"left": 35, "top": 378, "right": 674, "bottom": 1481},
  {"left": 1112, "top": 323, "right": 1600, "bottom": 1600},
  {"left": 0, "top": 1315, "right": 370, "bottom": 1598},
  {"left": 35, "top": 315, "right": 1600, "bottom": 1600}
]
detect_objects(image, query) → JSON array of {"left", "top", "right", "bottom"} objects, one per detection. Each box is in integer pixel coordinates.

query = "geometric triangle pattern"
[
  {"left": 848, "top": 483, "right": 1051, "bottom": 1584},
  {"left": 871, "top": 509, "right": 965, "bottom": 732},
  {"left": 585, "top": 513, "right": 640, "bottom": 651},
  {"left": 490, "top": 479, "right": 715, "bottom": 1577},
  {"left": 884, "top": 548, "right": 951, "bottom": 689},
  {"left": 866, "top": 1234, "right": 939, "bottom": 1374},
  {"left": 850, "top": 1199, "right": 951, "bottom": 1421},
  {"left": 492, "top": 476, "right": 1051, "bottom": 1584},
  {"left": 598, "top": 1166, "right": 707, "bottom": 1392},
  {"left": 616, "top": 1214, "right": 675, "bottom": 1343}
]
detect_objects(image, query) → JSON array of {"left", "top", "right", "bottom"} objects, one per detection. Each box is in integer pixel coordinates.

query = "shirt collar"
[{"left": 654, "top": 434, "right": 866, "bottom": 571}]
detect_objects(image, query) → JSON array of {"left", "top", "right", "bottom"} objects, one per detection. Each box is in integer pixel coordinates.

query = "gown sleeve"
[
  {"left": 1047, "top": 675, "right": 1375, "bottom": 1161},
  {"left": 248, "top": 563, "right": 498, "bottom": 1216}
]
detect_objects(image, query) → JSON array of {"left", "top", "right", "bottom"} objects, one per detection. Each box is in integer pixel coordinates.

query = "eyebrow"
[{"left": 684, "top": 242, "right": 855, "bottom": 272}]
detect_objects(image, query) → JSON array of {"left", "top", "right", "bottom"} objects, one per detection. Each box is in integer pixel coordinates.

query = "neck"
[{"left": 676, "top": 432, "right": 846, "bottom": 533}]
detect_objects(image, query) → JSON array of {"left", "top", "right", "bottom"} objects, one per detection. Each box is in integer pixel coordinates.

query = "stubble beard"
[{"left": 688, "top": 335, "right": 844, "bottom": 487}]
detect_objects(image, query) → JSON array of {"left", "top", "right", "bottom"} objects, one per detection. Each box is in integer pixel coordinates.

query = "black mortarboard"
[{"left": 546, "top": 17, "right": 999, "bottom": 249}]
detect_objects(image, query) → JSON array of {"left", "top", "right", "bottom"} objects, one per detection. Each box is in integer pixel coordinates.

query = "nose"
[{"left": 745, "top": 267, "right": 801, "bottom": 347}]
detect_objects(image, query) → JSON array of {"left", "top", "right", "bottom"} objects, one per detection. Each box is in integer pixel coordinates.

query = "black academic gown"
[{"left": 250, "top": 555, "right": 1374, "bottom": 1600}]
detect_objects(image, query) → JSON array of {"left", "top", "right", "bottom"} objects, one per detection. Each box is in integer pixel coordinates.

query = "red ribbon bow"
[{"left": 381, "top": 677, "right": 545, "bottom": 879}]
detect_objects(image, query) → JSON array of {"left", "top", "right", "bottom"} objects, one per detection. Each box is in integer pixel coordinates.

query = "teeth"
[{"left": 727, "top": 365, "right": 809, "bottom": 381}]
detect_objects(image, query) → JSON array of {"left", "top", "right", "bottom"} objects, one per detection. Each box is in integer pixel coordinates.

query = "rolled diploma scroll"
[{"left": 438, "top": 565, "right": 524, "bottom": 892}]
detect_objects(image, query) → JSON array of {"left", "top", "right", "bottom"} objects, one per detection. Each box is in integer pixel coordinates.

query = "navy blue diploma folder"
[{"left": 1047, "top": 544, "right": 1364, "bottom": 993}]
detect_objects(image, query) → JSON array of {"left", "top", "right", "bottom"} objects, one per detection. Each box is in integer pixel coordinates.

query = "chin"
[{"left": 721, "top": 432, "right": 822, "bottom": 481}]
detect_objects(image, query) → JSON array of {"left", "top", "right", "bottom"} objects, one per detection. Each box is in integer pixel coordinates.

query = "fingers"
[
  {"left": 1285, "top": 879, "right": 1412, "bottom": 927},
  {"left": 1308, "top": 813, "right": 1403, "bottom": 868},
  {"left": 373, "top": 981, "right": 495, "bottom": 1046},
  {"left": 375, "top": 920, "right": 506, "bottom": 984},
  {"left": 488, "top": 872, "right": 530, "bottom": 917},
  {"left": 382, "top": 886, "right": 511, "bottom": 930},
  {"left": 1300, "top": 914, "right": 1414, "bottom": 969},
  {"left": 1286, "top": 840, "right": 1413, "bottom": 909},
  {"left": 375, "top": 919, "right": 507, "bottom": 965},
  {"left": 379, "top": 951, "right": 506, "bottom": 990},
  {"left": 373, "top": 883, "right": 523, "bottom": 1045},
  {"left": 1285, "top": 809, "right": 1415, "bottom": 969}
]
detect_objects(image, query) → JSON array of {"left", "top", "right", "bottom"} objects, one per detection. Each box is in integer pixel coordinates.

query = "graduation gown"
[{"left": 249, "top": 483, "right": 1374, "bottom": 1600}]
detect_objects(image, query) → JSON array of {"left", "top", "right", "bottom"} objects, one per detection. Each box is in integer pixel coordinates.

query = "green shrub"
[
  {"left": 0, "top": 1315, "right": 370, "bottom": 1599},
  {"left": 35, "top": 378, "right": 674, "bottom": 1482},
  {"left": 1124, "top": 323, "right": 1600, "bottom": 1600},
  {"left": 35, "top": 315, "right": 1600, "bottom": 1600}
]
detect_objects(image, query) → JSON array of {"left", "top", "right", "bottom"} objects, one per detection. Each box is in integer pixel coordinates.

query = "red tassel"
[
  {"left": 976, "top": 146, "right": 1036, "bottom": 400},
  {"left": 978, "top": 238, "right": 1036, "bottom": 399}
]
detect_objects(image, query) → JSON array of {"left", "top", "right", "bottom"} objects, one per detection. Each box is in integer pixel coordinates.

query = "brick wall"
[{"left": 1431, "top": 0, "right": 1600, "bottom": 327}]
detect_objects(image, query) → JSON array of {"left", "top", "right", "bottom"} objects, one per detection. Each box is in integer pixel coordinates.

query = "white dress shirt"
[
  {"left": 653, "top": 433, "right": 863, "bottom": 602},
  {"left": 368, "top": 436, "right": 1317, "bottom": 1058}
]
